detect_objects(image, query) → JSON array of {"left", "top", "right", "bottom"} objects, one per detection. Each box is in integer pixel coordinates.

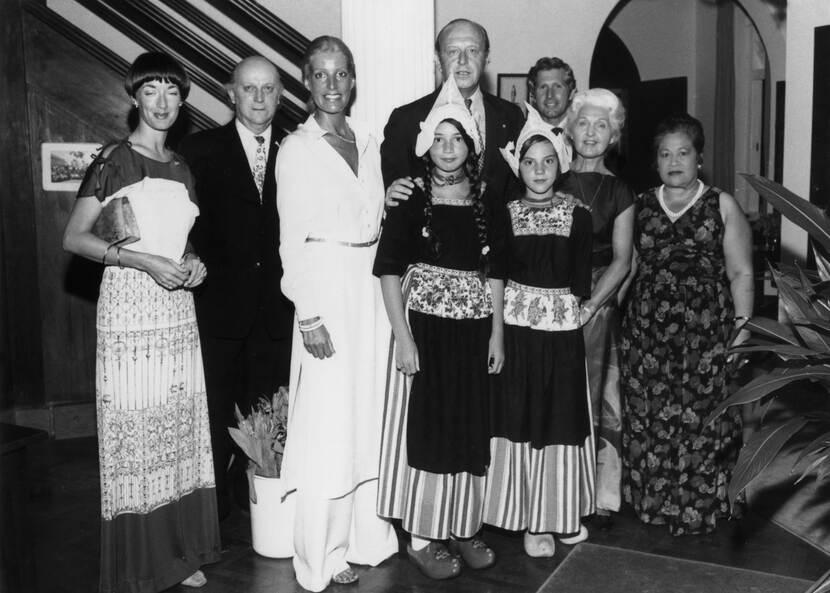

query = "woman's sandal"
[
  {"left": 448, "top": 537, "right": 496, "bottom": 569},
  {"left": 407, "top": 542, "right": 461, "bottom": 580},
  {"left": 181, "top": 570, "right": 207, "bottom": 588},
  {"left": 332, "top": 566, "right": 359, "bottom": 585},
  {"left": 523, "top": 531, "right": 555, "bottom": 558}
]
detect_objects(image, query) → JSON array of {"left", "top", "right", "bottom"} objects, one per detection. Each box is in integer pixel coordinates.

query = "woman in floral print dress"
[{"left": 620, "top": 114, "right": 753, "bottom": 535}]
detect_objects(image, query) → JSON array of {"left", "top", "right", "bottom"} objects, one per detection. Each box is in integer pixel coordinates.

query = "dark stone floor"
[{"left": 27, "top": 436, "right": 830, "bottom": 593}]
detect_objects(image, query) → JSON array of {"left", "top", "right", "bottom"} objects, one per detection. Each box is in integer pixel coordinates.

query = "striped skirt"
[
  {"left": 484, "top": 281, "right": 596, "bottom": 534},
  {"left": 483, "top": 437, "right": 595, "bottom": 534},
  {"left": 376, "top": 265, "right": 490, "bottom": 540}
]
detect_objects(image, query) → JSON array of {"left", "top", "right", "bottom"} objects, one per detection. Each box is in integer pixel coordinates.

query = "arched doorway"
[
  {"left": 590, "top": 0, "right": 777, "bottom": 207},
  {"left": 589, "top": 24, "right": 688, "bottom": 193}
]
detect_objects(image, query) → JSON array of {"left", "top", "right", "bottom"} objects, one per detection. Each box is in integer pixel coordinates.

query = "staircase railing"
[
  {"left": 25, "top": 1, "right": 216, "bottom": 131},
  {"left": 33, "top": 0, "right": 311, "bottom": 135}
]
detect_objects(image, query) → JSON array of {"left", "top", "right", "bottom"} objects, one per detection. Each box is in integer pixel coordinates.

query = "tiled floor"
[{"left": 28, "top": 436, "right": 830, "bottom": 593}]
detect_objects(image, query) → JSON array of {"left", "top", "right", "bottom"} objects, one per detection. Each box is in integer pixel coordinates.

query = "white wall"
[
  {"left": 781, "top": 1, "right": 830, "bottom": 264},
  {"left": 609, "top": 0, "right": 698, "bottom": 103},
  {"left": 434, "top": 0, "right": 619, "bottom": 96},
  {"left": 259, "top": 0, "right": 341, "bottom": 40}
]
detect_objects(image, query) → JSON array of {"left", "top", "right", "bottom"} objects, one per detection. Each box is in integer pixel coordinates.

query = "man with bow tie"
[
  {"left": 381, "top": 18, "right": 523, "bottom": 206},
  {"left": 179, "top": 56, "right": 294, "bottom": 521},
  {"left": 528, "top": 56, "right": 577, "bottom": 131}
]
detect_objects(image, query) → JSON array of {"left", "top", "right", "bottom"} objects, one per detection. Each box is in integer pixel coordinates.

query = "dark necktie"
[
  {"left": 464, "top": 98, "right": 473, "bottom": 112},
  {"left": 253, "top": 135, "right": 266, "bottom": 201},
  {"left": 552, "top": 126, "right": 564, "bottom": 135}
]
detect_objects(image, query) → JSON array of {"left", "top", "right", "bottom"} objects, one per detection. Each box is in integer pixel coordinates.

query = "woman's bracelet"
[
  {"left": 299, "top": 316, "right": 323, "bottom": 332},
  {"left": 116, "top": 246, "right": 123, "bottom": 269},
  {"left": 733, "top": 316, "right": 750, "bottom": 323},
  {"left": 102, "top": 243, "right": 114, "bottom": 265}
]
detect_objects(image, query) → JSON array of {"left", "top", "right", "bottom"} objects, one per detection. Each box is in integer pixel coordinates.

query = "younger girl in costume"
[
  {"left": 373, "top": 77, "right": 506, "bottom": 580},
  {"left": 483, "top": 104, "right": 595, "bottom": 557}
]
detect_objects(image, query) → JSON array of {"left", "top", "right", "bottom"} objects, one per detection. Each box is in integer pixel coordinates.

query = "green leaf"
[
  {"left": 705, "top": 366, "right": 830, "bottom": 424},
  {"left": 741, "top": 317, "right": 801, "bottom": 346},
  {"left": 813, "top": 244, "right": 830, "bottom": 282},
  {"left": 795, "top": 453, "right": 830, "bottom": 484},
  {"left": 728, "top": 417, "right": 809, "bottom": 505},
  {"left": 796, "top": 317, "right": 830, "bottom": 334},
  {"left": 794, "top": 429, "right": 830, "bottom": 467},
  {"left": 743, "top": 174, "right": 830, "bottom": 252},
  {"left": 774, "top": 267, "right": 823, "bottom": 321},
  {"left": 805, "top": 569, "right": 830, "bottom": 593},
  {"left": 729, "top": 344, "right": 815, "bottom": 358},
  {"left": 228, "top": 426, "right": 265, "bottom": 469},
  {"left": 797, "top": 265, "right": 818, "bottom": 299}
]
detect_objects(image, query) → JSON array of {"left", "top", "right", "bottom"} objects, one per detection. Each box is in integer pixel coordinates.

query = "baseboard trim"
[{"left": 2, "top": 402, "right": 96, "bottom": 439}]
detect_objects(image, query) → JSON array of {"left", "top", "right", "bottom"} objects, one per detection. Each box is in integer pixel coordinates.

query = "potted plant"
[
  {"left": 706, "top": 174, "right": 830, "bottom": 593},
  {"left": 229, "top": 387, "right": 295, "bottom": 558}
]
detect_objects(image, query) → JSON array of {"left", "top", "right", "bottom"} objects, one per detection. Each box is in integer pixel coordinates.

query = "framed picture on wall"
[
  {"left": 497, "top": 74, "right": 529, "bottom": 115},
  {"left": 41, "top": 142, "right": 101, "bottom": 192}
]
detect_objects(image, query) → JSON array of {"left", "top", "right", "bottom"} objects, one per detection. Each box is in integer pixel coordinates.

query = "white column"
[{"left": 341, "top": 0, "right": 435, "bottom": 139}]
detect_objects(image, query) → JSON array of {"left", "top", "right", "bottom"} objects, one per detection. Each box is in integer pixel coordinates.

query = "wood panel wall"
[
  {"left": 1, "top": 1, "right": 141, "bottom": 410},
  {"left": 0, "top": 0, "right": 43, "bottom": 409},
  {"left": 24, "top": 12, "right": 132, "bottom": 405}
]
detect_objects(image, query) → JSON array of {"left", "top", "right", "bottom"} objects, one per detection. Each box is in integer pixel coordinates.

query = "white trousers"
[{"left": 293, "top": 479, "right": 398, "bottom": 592}]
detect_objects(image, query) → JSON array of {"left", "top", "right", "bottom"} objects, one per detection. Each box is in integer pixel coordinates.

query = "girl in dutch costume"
[
  {"left": 483, "top": 105, "right": 596, "bottom": 557},
  {"left": 373, "top": 77, "right": 507, "bottom": 580}
]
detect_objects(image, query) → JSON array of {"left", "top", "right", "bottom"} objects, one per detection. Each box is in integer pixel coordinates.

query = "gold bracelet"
[
  {"left": 102, "top": 244, "right": 114, "bottom": 265},
  {"left": 116, "top": 246, "right": 123, "bottom": 268}
]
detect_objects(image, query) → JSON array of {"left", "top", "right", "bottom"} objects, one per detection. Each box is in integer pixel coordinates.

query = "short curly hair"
[{"left": 568, "top": 88, "right": 626, "bottom": 138}]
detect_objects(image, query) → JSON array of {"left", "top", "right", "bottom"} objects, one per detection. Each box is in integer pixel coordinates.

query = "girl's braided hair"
[{"left": 420, "top": 118, "right": 489, "bottom": 277}]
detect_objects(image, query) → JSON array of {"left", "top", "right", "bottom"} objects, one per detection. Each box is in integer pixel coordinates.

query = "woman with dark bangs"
[
  {"left": 63, "top": 52, "right": 219, "bottom": 591},
  {"left": 374, "top": 77, "right": 506, "bottom": 580}
]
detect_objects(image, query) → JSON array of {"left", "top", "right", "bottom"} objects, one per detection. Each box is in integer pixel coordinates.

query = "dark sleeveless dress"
[
  {"left": 561, "top": 171, "right": 634, "bottom": 513},
  {"left": 620, "top": 186, "right": 742, "bottom": 536}
]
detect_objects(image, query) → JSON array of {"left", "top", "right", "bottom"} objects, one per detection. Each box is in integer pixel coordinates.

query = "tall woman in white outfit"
[{"left": 275, "top": 36, "right": 398, "bottom": 592}]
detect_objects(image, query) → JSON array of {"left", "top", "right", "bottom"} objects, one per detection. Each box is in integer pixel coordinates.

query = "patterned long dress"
[
  {"left": 79, "top": 142, "right": 221, "bottom": 593},
  {"left": 620, "top": 185, "right": 742, "bottom": 536},
  {"left": 561, "top": 171, "right": 634, "bottom": 513},
  {"left": 373, "top": 184, "right": 506, "bottom": 540},
  {"left": 484, "top": 195, "right": 596, "bottom": 535}
]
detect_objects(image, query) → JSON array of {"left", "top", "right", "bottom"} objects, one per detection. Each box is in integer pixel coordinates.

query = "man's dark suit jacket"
[
  {"left": 380, "top": 88, "right": 523, "bottom": 202},
  {"left": 179, "top": 122, "right": 293, "bottom": 340}
]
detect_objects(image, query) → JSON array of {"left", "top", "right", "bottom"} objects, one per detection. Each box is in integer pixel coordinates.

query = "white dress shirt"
[
  {"left": 235, "top": 119, "right": 272, "bottom": 172},
  {"left": 467, "top": 87, "right": 487, "bottom": 147}
]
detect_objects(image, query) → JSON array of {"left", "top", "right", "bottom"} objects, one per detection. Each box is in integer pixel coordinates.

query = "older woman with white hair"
[{"left": 560, "top": 88, "right": 635, "bottom": 538}]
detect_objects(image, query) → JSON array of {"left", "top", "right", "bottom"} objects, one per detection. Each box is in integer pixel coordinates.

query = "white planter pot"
[{"left": 250, "top": 475, "right": 295, "bottom": 558}]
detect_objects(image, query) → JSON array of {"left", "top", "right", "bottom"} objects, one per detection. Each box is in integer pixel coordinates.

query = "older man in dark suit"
[
  {"left": 179, "top": 56, "right": 294, "bottom": 520},
  {"left": 381, "top": 19, "right": 523, "bottom": 203}
]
